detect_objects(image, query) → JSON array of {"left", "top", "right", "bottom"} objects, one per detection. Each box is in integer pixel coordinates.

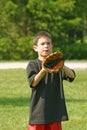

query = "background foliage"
[{"left": 0, "top": 0, "right": 87, "bottom": 60}]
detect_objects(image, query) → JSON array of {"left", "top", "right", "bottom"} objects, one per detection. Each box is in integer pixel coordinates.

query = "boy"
[{"left": 26, "top": 31, "right": 76, "bottom": 130}]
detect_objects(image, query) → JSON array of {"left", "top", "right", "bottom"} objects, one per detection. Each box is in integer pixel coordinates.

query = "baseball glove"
[{"left": 43, "top": 52, "right": 64, "bottom": 72}]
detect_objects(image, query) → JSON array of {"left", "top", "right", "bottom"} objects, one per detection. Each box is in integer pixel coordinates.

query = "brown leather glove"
[{"left": 43, "top": 52, "right": 64, "bottom": 72}]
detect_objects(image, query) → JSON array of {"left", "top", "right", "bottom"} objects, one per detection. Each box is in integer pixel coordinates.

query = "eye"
[
  {"left": 41, "top": 42, "right": 45, "bottom": 45},
  {"left": 47, "top": 42, "right": 50, "bottom": 45},
  {"left": 40, "top": 42, "right": 51, "bottom": 45}
]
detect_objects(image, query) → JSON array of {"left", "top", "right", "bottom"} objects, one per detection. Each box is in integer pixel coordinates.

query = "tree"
[
  {"left": 75, "top": 0, "right": 87, "bottom": 39},
  {"left": 0, "top": 0, "right": 87, "bottom": 60}
]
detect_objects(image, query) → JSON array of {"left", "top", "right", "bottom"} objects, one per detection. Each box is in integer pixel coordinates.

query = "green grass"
[
  {"left": 0, "top": 69, "right": 87, "bottom": 130},
  {"left": 63, "top": 69, "right": 87, "bottom": 130},
  {"left": 0, "top": 69, "right": 30, "bottom": 130}
]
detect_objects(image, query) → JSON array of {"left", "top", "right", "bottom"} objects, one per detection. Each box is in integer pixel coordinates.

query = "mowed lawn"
[{"left": 0, "top": 69, "right": 87, "bottom": 130}]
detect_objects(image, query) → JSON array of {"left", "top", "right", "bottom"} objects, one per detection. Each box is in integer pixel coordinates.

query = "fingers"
[{"left": 44, "top": 67, "right": 59, "bottom": 73}]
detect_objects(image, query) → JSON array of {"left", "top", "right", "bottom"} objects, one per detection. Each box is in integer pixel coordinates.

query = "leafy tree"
[
  {"left": 75, "top": 0, "right": 87, "bottom": 38},
  {"left": 0, "top": 0, "right": 87, "bottom": 60},
  {"left": 1, "top": 0, "right": 86, "bottom": 44}
]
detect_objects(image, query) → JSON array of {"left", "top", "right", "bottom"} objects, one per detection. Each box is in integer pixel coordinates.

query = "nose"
[{"left": 44, "top": 43, "right": 49, "bottom": 47}]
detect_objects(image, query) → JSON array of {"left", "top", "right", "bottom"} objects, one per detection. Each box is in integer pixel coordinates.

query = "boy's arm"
[
  {"left": 32, "top": 68, "right": 46, "bottom": 87},
  {"left": 32, "top": 65, "right": 76, "bottom": 87},
  {"left": 63, "top": 65, "right": 76, "bottom": 78}
]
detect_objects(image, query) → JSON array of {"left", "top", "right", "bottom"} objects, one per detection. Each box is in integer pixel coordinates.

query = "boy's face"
[{"left": 33, "top": 36, "right": 53, "bottom": 60}]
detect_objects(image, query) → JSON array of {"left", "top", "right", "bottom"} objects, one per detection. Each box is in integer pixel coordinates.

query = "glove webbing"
[{"left": 44, "top": 57, "right": 64, "bottom": 69}]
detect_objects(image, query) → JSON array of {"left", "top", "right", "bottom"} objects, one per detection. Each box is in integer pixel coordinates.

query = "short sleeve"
[
  {"left": 26, "top": 60, "right": 38, "bottom": 87},
  {"left": 61, "top": 69, "right": 76, "bottom": 82}
]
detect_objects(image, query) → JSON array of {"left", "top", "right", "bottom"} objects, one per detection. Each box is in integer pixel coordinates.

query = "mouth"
[{"left": 43, "top": 50, "right": 49, "bottom": 52}]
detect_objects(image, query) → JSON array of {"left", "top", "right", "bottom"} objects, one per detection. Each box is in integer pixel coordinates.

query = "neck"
[{"left": 38, "top": 56, "right": 46, "bottom": 61}]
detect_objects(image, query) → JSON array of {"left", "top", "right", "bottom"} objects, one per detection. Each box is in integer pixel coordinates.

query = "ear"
[{"left": 33, "top": 45, "right": 38, "bottom": 52}]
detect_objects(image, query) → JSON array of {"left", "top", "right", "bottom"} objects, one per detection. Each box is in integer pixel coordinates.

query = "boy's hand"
[
  {"left": 42, "top": 52, "right": 64, "bottom": 73},
  {"left": 42, "top": 65, "right": 59, "bottom": 73}
]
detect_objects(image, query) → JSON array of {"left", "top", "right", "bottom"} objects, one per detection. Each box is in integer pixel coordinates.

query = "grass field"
[{"left": 0, "top": 69, "right": 87, "bottom": 130}]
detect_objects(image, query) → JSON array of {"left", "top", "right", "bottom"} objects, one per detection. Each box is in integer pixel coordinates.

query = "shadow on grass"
[
  {"left": 0, "top": 97, "right": 87, "bottom": 106},
  {"left": 66, "top": 98, "right": 87, "bottom": 103},
  {"left": 0, "top": 97, "right": 30, "bottom": 106}
]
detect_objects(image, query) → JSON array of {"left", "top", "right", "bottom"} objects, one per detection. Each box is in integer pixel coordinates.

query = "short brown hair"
[{"left": 33, "top": 31, "right": 52, "bottom": 45}]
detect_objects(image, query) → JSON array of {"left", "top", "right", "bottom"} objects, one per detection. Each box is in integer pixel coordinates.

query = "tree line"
[{"left": 0, "top": 0, "right": 87, "bottom": 60}]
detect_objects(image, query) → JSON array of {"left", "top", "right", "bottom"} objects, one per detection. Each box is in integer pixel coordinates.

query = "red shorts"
[{"left": 28, "top": 122, "right": 62, "bottom": 130}]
